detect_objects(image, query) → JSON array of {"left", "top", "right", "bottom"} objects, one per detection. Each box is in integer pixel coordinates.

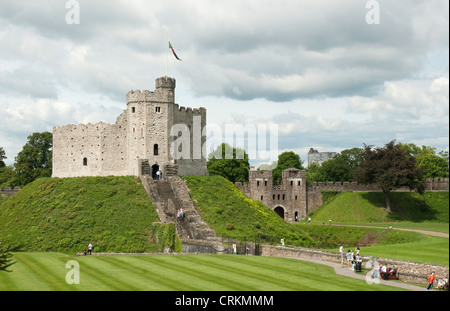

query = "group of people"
[
  {"left": 83, "top": 242, "right": 93, "bottom": 256},
  {"left": 427, "top": 272, "right": 449, "bottom": 291},
  {"left": 372, "top": 262, "right": 397, "bottom": 280},
  {"left": 339, "top": 246, "right": 362, "bottom": 272},
  {"left": 176, "top": 208, "right": 185, "bottom": 222}
]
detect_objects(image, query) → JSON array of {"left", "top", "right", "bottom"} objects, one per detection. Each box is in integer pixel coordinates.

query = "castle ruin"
[{"left": 52, "top": 77, "right": 208, "bottom": 178}]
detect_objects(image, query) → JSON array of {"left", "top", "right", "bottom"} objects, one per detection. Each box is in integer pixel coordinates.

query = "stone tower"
[{"left": 52, "top": 76, "right": 208, "bottom": 178}]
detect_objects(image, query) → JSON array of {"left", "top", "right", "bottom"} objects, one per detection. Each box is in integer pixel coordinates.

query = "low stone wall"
[
  {"left": 0, "top": 186, "right": 21, "bottom": 198},
  {"left": 262, "top": 245, "right": 449, "bottom": 286},
  {"left": 181, "top": 239, "right": 230, "bottom": 255}
]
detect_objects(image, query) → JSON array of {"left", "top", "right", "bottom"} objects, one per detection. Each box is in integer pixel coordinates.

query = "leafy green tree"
[
  {"left": 355, "top": 140, "right": 424, "bottom": 212},
  {"left": 273, "top": 151, "right": 304, "bottom": 182},
  {"left": 0, "top": 166, "right": 15, "bottom": 187},
  {"left": 207, "top": 143, "right": 250, "bottom": 183},
  {"left": 320, "top": 148, "right": 363, "bottom": 182},
  {"left": 306, "top": 162, "right": 325, "bottom": 182},
  {"left": 12, "top": 132, "right": 53, "bottom": 186},
  {"left": 0, "top": 147, "right": 6, "bottom": 168},
  {"left": 399, "top": 143, "right": 449, "bottom": 179}
]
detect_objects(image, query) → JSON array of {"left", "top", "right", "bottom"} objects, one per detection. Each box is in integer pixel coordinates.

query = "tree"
[
  {"left": 306, "top": 162, "right": 325, "bottom": 182},
  {"left": 355, "top": 140, "right": 424, "bottom": 212},
  {"left": 0, "top": 147, "right": 6, "bottom": 168},
  {"left": 320, "top": 148, "right": 363, "bottom": 182},
  {"left": 206, "top": 143, "right": 250, "bottom": 183},
  {"left": 273, "top": 151, "right": 304, "bottom": 182},
  {"left": 12, "top": 132, "right": 53, "bottom": 186},
  {"left": 399, "top": 143, "right": 449, "bottom": 180}
]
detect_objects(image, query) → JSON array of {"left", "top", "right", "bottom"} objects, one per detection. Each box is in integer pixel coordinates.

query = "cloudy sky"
[{"left": 0, "top": 0, "right": 448, "bottom": 167}]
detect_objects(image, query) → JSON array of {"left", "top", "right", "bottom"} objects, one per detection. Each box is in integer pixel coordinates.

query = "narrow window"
[
  {"left": 83, "top": 158, "right": 88, "bottom": 166},
  {"left": 154, "top": 144, "right": 159, "bottom": 156},
  {"left": 155, "top": 107, "right": 161, "bottom": 113},
  {"left": 298, "top": 181, "right": 301, "bottom": 186},
  {"left": 278, "top": 194, "right": 280, "bottom": 200},
  {"left": 273, "top": 194, "right": 275, "bottom": 200},
  {"left": 264, "top": 180, "right": 268, "bottom": 186},
  {"left": 132, "top": 107, "right": 135, "bottom": 113},
  {"left": 290, "top": 181, "right": 293, "bottom": 186},
  {"left": 282, "top": 194, "right": 285, "bottom": 200},
  {"left": 295, "top": 195, "right": 298, "bottom": 200},
  {"left": 257, "top": 181, "right": 260, "bottom": 186},
  {"left": 261, "top": 196, "right": 264, "bottom": 200}
]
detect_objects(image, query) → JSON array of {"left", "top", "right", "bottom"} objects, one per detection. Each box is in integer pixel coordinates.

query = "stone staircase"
[{"left": 140, "top": 175, "right": 217, "bottom": 241}]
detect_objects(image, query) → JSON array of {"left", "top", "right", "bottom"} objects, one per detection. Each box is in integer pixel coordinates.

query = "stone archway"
[{"left": 274, "top": 206, "right": 284, "bottom": 220}]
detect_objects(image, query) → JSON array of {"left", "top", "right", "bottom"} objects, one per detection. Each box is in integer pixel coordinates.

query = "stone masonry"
[
  {"left": 235, "top": 167, "right": 308, "bottom": 222},
  {"left": 52, "top": 76, "right": 208, "bottom": 178}
]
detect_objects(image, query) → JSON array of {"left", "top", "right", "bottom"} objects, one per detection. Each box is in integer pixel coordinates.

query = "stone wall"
[{"left": 0, "top": 186, "right": 21, "bottom": 198}]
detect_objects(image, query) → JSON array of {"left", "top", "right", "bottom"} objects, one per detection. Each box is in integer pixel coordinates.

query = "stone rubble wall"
[{"left": 0, "top": 186, "right": 21, "bottom": 198}]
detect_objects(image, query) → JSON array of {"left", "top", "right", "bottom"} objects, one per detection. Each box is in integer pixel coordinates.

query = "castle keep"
[{"left": 52, "top": 77, "right": 208, "bottom": 178}]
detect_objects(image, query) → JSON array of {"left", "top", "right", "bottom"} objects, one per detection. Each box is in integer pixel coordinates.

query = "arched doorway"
[
  {"left": 151, "top": 164, "right": 159, "bottom": 180},
  {"left": 274, "top": 206, "right": 284, "bottom": 220}
]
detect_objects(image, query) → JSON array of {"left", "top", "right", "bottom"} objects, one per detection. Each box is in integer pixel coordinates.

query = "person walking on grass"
[
  {"left": 87, "top": 242, "right": 93, "bottom": 255},
  {"left": 427, "top": 271, "right": 437, "bottom": 290}
]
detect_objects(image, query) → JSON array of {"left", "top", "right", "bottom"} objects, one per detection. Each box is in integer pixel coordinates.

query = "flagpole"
[{"left": 166, "top": 33, "right": 169, "bottom": 79}]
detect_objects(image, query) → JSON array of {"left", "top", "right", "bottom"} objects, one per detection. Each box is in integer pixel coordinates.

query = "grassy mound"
[
  {"left": 310, "top": 191, "right": 449, "bottom": 224},
  {"left": 182, "top": 175, "right": 316, "bottom": 247},
  {"left": 0, "top": 176, "right": 161, "bottom": 254}
]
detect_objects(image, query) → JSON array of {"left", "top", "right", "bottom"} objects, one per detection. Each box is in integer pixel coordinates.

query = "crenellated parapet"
[{"left": 126, "top": 77, "right": 176, "bottom": 104}]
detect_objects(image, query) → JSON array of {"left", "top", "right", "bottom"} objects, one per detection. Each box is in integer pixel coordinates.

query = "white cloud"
[{"left": 0, "top": 0, "right": 448, "bottom": 166}]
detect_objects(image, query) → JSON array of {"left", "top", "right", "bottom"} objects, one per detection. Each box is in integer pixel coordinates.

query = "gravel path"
[{"left": 329, "top": 224, "right": 449, "bottom": 238}]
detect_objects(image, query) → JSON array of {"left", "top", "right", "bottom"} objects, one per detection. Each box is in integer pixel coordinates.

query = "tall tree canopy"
[
  {"left": 319, "top": 147, "right": 363, "bottom": 182},
  {"left": 0, "top": 147, "right": 6, "bottom": 168},
  {"left": 13, "top": 132, "right": 53, "bottom": 186},
  {"left": 273, "top": 151, "right": 304, "bottom": 182},
  {"left": 399, "top": 143, "right": 449, "bottom": 180},
  {"left": 355, "top": 140, "right": 424, "bottom": 211},
  {"left": 206, "top": 143, "right": 250, "bottom": 183}
]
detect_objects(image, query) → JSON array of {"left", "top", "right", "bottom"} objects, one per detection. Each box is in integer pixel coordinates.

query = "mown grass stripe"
[
  {"left": 99, "top": 256, "right": 194, "bottom": 291},
  {"left": 175, "top": 254, "right": 304, "bottom": 291},
  {"left": 149, "top": 254, "right": 262, "bottom": 291},
  {"left": 11, "top": 253, "right": 66, "bottom": 291},
  {"left": 77, "top": 257, "right": 142, "bottom": 291},
  {"left": 124, "top": 255, "right": 234, "bottom": 291}
]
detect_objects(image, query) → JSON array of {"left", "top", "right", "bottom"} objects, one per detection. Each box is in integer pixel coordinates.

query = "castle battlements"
[{"left": 126, "top": 77, "right": 176, "bottom": 104}]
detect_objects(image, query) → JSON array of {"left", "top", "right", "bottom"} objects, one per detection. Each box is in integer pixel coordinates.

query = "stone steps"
[{"left": 140, "top": 175, "right": 217, "bottom": 241}]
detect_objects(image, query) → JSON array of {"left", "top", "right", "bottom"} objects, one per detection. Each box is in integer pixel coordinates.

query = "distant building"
[{"left": 307, "top": 148, "right": 337, "bottom": 166}]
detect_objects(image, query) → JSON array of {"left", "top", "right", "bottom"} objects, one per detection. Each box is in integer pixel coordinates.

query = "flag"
[{"left": 169, "top": 41, "right": 182, "bottom": 61}]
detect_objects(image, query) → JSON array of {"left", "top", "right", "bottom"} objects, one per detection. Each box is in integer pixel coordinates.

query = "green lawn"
[
  {"left": 0, "top": 253, "right": 405, "bottom": 291},
  {"left": 354, "top": 235, "right": 449, "bottom": 265}
]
